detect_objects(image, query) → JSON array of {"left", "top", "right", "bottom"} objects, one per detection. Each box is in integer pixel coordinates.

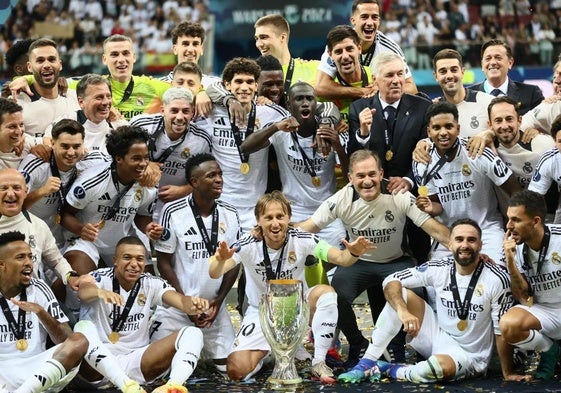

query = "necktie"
[
  {"left": 490, "top": 88, "right": 502, "bottom": 97},
  {"left": 385, "top": 106, "right": 396, "bottom": 128}
]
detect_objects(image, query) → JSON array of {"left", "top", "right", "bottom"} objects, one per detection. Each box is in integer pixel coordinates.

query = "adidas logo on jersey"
[
  {"left": 98, "top": 192, "right": 111, "bottom": 201},
  {"left": 184, "top": 226, "right": 197, "bottom": 236}
]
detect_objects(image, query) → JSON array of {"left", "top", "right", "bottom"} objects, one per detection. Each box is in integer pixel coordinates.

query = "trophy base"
[{"left": 267, "top": 376, "right": 303, "bottom": 389}]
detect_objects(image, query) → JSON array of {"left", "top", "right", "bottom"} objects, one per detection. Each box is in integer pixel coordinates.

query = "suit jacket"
[
  {"left": 348, "top": 93, "right": 431, "bottom": 182},
  {"left": 469, "top": 79, "right": 544, "bottom": 116}
]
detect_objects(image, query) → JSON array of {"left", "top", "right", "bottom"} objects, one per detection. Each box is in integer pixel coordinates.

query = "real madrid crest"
[
  {"left": 137, "top": 293, "right": 146, "bottom": 306},
  {"left": 475, "top": 284, "right": 484, "bottom": 297},
  {"left": 219, "top": 222, "right": 226, "bottom": 234},
  {"left": 470, "top": 116, "right": 479, "bottom": 129},
  {"left": 552, "top": 252, "right": 561, "bottom": 265},
  {"left": 462, "top": 164, "right": 471, "bottom": 176},
  {"left": 385, "top": 210, "right": 394, "bottom": 223},
  {"left": 288, "top": 251, "right": 297, "bottom": 264},
  {"left": 134, "top": 188, "right": 143, "bottom": 202},
  {"left": 181, "top": 148, "right": 191, "bottom": 159}
]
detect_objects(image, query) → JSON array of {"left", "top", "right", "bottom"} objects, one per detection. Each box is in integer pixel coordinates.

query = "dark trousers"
[{"left": 331, "top": 257, "right": 416, "bottom": 346}]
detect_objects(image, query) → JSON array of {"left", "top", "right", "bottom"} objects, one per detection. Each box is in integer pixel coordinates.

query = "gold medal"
[
  {"left": 240, "top": 162, "right": 250, "bottom": 174},
  {"left": 457, "top": 319, "right": 468, "bottom": 331},
  {"left": 54, "top": 214, "right": 61, "bottom": 225},
  {"left": 418, "top": 185, "right": 429, "bottom": 197},
  {"left": 98, "top": 219, "right": 105, "bottom": 230},
  {"left": 385, "top": 150, "right": 393, "bottom": 161},
  {"left": 16, "top": 338, "right": 28, "bottom": 351},
  {"left": 312, "top": 176, "right": 321, "bottom": 187},
  {"left": 108, "top": 331, "right": 120, "bottom": 343}
]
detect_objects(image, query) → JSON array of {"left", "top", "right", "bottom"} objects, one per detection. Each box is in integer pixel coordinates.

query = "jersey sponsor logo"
[
  {"left": 184, "top": 226, "right": 197, "bottom": 236},
  {"left": 437, "top": 180, "right": 475, "bottom": 203},
  {"left": 493, "top": 160, "right": 509, "bottom": 178},
  {"left": 526, "top": 269, "right": 561, "bottom": 293},
  {"left": 214, "top": 117, "right": 227, "bottom": 126},
  {"left": 160, "top": 228, "right": 171, "bottom": 241},
  {"left": 350, "top": 226, "right": 397, "bottom": 244},
  {"left": 98, "top": 192, "right": 111, "bottom": 201},
  {"left": 74, "top": 186, "right": 86, "bottom": 199}
]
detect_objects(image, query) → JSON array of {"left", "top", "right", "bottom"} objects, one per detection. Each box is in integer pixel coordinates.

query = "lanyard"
[
  {"left": 147, "top": 117, "right": 188, "bottom": 163},
  {"left": 336, "top": 65, "right": 369, "bottom": 87},
  {"left": 188, "top": 196, "right": 219, "bottom": 256},
  {"left": 361, "top": 42, "right": 376, "bottom": 66},
  {"left": 283, "top": 57, "right": 295, "bottom": 95},
  {"left": 110, "top": 77, "right": 135, "bottom": 106},
  {"left": 231, "top": 103, "right": 256, "bottom": 165},
  {"left": 0, "top": 288, "right": 27, "bottom": 340},
  {"left": 262, "top": 238, "right": 288, "bottom": 281},
  {"left": 450, "top": 259, "right": 484, "bottom": 321},
  {"left": 104, "top": 163, "right": 135, "bottom": 221},
  {"left": 111, "top": 271, "right": 142, "bottom": 333},
  {"left": 523, "top": 226, "right": 551, "bottom": 277},
  {"left": 419, "top": 139, "right": 459, "bottom": 185},
  {"left": 290, "top": 131, "right": 319, "bottom": 180},
  {"left": 49, "top": 152, "right": 77, "bottom": 219}
]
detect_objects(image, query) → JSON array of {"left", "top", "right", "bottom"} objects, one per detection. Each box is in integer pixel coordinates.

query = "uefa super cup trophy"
[{"left": 259, "top": 279, "right": 309, "bottom": 387}]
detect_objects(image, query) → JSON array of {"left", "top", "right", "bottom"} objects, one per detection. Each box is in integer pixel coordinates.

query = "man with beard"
[
  {"left": 209, "top": 190, "right": 375, "bottom": 384},
  {"left": 298, "top": 149, "right": 450, "bottom": 368},
  {"left": 501, "top": 190, "right": 561, "bottom": 379},
  {"left": 15, "top": 38, "right": 80, "bottom": 138},
  {"left": 130, "top": 88, "right": 211, "bottom": 221},
  {"left": 315, "top": 0, "right": 416, "bottom": 101},
  {"left": 338, "top": 219, "right": 529, "bottom": 384},
  {"left": 152, "top": 153, "right": 240, "bottom": 374}
]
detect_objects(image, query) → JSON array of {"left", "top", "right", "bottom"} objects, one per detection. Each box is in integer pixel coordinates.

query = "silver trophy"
[{"left": 259, "top": 279, "right": 309, "bottom": 387}]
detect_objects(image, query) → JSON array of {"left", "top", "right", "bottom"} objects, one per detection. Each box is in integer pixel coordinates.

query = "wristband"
[
  {"left": 349, "top": 251, "right": 360, "bottom": 258},
  {"left": 314, "top": 239, "right": 331, "bottom": 262},
  {"left": 65, "top": 271, "right": 79, "bottom": 283},
  {"left": 196, "top": 87, "right": 206, "bottom": 94}
]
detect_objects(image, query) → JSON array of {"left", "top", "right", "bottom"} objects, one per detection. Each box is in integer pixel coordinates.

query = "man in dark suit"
[
  {"left": 470, "top": 39, "right": 543, "bottom": 116},
  {"left": 344, "top": 52, "right": 431, "bottom": 367}
]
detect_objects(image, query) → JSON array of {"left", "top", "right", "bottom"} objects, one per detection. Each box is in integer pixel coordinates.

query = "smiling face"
[
  {"left": 0, "top": 169, "right": 27, "bottom": 217},
  {"left": 115, "top": 142, "right": 149, "bottom": 184},
  {"left": 113, "top": 243, "right": 146, "bottom": 287},
  {"left": 102, "top": 40, "right": 136, "bottom": 83},
  {"left": 350, "top": 2, "right": 380, "bottom": 48},
  {"left": 225, "top": 72, "right": 258, "bottom": 107},
  {"left": 254, "top": 25, "right": 286, "bottom": 59},
  {"left": 173, "top": 34, "right": 204, "bottom": 64},
  {"left": 449, "top": 224, "right": 482, "bottom": 267},
  {"left": 287, "top": 84, "right": 316, "bottom": 126},
  {"left": 78, "top": 82, "right": 112, "bottom": 124},
  {"left": 0, "top": 111, "right": 24, "bottom": 153},
  {"left": 52, "top": 132, "right": 84, "bottom": 172},
  {"left": 328, "top": 37, "right": 362, "bottom": 78},
  {"left": 348, "top": 155, "right": 383, "bottom": 202},
  {"left": 27, "top": 45, "right": 62, "bottom": 89},
  {"left": 434, "top": 58, "right": 464, "bottom": 97},
  {"left": 258, "top": 70, "right": 284, "bottom": 105},
  {"left": 0, "top": 240, "right": 33, "bottom": 290},
  {"left": 257, "top": 201, "right": 291, "bottom": 250},
  {"left": 488, "top": 101, "right": 521, "bottom": 148},
  {"left": 427, "top": 112, "right": 460, "bottom": 155},
  {"left": 481, "top": 44, "right": 513, "bottom": 86},
  {"left": 162, "top": 98, "right": 193, "bottom": 141}
]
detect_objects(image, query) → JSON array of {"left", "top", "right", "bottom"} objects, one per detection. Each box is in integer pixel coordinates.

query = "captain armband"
[{"left": 314, "top": 239, "right": 331, "bottom": 262}]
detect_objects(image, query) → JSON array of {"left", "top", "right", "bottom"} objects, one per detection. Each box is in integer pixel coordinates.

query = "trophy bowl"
[{"left": 259, "top": 279, "right": 309, "bottom": 387}]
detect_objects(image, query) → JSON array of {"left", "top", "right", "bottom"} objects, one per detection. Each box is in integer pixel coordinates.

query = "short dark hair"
[
  {"left": 28, "top": 38, "right": 57, "bottom": 55},
  {"left": 352, "top": 0, "right": 380, "bottom": 14},
  {"left": 327, "top": 25, "right": 360, "bottom": 52},
  {"left": 0, "top": 98, "right": 23, "bottom": 126},
  {"left": 51, "top": 119, "right": 85, "bottom": 140},
  {"left": 487, "top": 96, "right": 520, "bottom": 119},
  {"left": 173, "top": 61, "right": 202, "bottom": 80},
  {"left": 171, "top": 21, "right": 206, "bottom": 45},
  {"left": 508, "top": 190, "right": 547, "bottom": 222},
  {"left": 5, "top": 39, "right": 33, "bottom": 69},
  {"left": 116, "top": 236, "right": 146, "bottom": 249},
  {"left": 184, "top": 153, "right": 217, "bottom": 184},
  {"left": 432, "top": 48, "right": 463, "bottom": 71},
  {"left": 425, "top": 101, "right": 459, "bottom": 124},
  {"left": 222, "top": 57, "right": 261, "bottom": 84},
  {"left": 551, "top": 114, "right": 561, "bottom": 139},
  {"left": 480, "top": 39, "right": 513, "bottom": 59},
  {"left": 106, "top": 125, "right": 149, "bottom": 159},
  {"left": 0, "top": 231, "right": 25, "bottom": 249},
  {"left": 255, "top": 55, "right": 282, "bottom": 72},
  {"left": 76, "top": 74, "right": 111, "bottom": 99},
  {"left": 349, "top": 149, "right": 382, "bottom": 174},
  {"left": 450, "top": 218, "right": 482, "bottom": 239}
]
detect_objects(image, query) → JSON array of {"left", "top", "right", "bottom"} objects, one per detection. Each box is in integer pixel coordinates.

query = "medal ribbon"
[
  {"left": 450, "top": 259, "right": 484, "bottom": 321},
  {"left": 111, "top": 270, "right": 142, "bottom": 334},
  {"left": 290, "top": 131, "right": 319, "bottom": 182},
  {"left": 262, "top": 238, "right": 288, "bottom": 281},
  {"left": 147, "top": 117, "right": 188, "bottom": 163},
  {"left": 383, "top": 106, "right": 397, "bottom": 159},
  {"left": 336, "top": 65, "right": 369, "bottom": 87},
  {"left": 522, "top": 225, "right": 551, "bottom": 294},
  {"left": 104, "top": 163, "right": 135, "bottom": 222},
  {"left": 360, "top": 42, "right": 376, "bottom": 66},
  {"left": 0, "top": 288, "right": 27, "bottom": 341},
  {"left": 188, "top": 195, "right": 219, "bottom": 256},
  {"left": 231, "top": 103, "right": 256, "bottom": 165},
  {"left": 419, "top": 139, "right": 459, "bottom": 185},
  {"left": 109, "top": 77, "right": 135, "bottom": 106},
  {"left": 49, "top": 152, "right": 78, "bottom": 221},
  {"left": 283, "top": 57, "right": 295, "bottom": 95}
]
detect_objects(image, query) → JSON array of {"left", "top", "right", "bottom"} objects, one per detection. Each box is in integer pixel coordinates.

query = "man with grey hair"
[{"left": 130, "top": 87, "right": 212, "bottom": 220}]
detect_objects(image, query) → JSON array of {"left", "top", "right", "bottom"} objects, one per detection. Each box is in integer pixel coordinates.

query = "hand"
[
  {"left": 412, "top": 139, "right": 431, "bottom": 164},
  {"left": 520, "top": 128, "right": 539, "bottom": 144},
  {"left": 96, "top": 288, "right": 124, "bottom": 305},
  {"left": 9, "top": 77, "right": 33, "bottom": 99},
  {"left": 194, "top": 90, "right": 213, "bottom": 118},
  {"left": 255, "top": 96, "right": 273, "bottom": 106},
  {"left": 358, "top": 107, "right": 375, "bottom": 137},
  {"left": 137, "top": 161, "right": 161, "bottom": 187},
  {"left": 194, "top": 299, "right": 220, "bottom": 328},
  {"left": 342, "top": 236, "right": 376, "bottom": 257},
  {"left": 56, "top": 77, "right": 68, "bottom": 97},
  {"left": 503, "top": 373, "right": 533, "bottom": 382},
  {"left": 29, "top": 143, "right": 53, "bottom": 162},
  {"left": 185, "top": 296, "right": 210, "bottom": 315},
  {"left": 387, "top": 176, "right": 411, "bottom": 194},
  {"left": 214, "top": 240, "right": 238, "bottom": 264},
  {"left": 13, "top": 134, "right": 25, "bottom": 156},
  {"left": 108, "top": 107, "right": 125, "bottom": 122},
  {"left": 39, "top": 177, "right": 61, "bottom": 196},
  {"left": 10, "top": 298, "right": 43, "bottom": 314},
  {"left": 67, "top": 273, "right": 96, "bottom": 291},
  {"left": 543, "top": 94, "right": 561, "bottom": 104},
  {"left": 276, "top": 116, "right": 300, "bottom": 132},
  {"left": 227, "top": 98, "right": 247, "bottom": 128},
  {"left": 466, "top": 132, "right": 492, "bottom": 158},
  {"left": 416, "top": 195, "right": 433, "bottom": 213},
  {"left": 335, "top": 119, "right": 349, "bottom": 133},
  {"left": 397, "top": 309, "right": 420, "bottom": 338},
  {"left": 81, "top": 222, "right": 100, "bottom": 242},
  {"left": 503, "top": 229, "right": 517, "bottom": 263},
  {"left": 361, "top": 83, "right": 378, "bottom": 98},
  {"left": 158, "top": 185, "right": 186, "bottom": 203},
  {"left": 145, "top": 222, "right": 163, "bottom": 241}
]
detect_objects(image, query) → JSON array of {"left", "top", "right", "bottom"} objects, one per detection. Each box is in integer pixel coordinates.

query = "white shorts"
[
  {"left": 513, "top": 303, "right": 561, "bottom": 340},
  {"left": 230, "top": 305, "right": 270, "bottom": 353},
  {"left": 0, "top": 345, "right": 79, "bottom": 391},
  {"left": 409, "top": 302, "right": 483, "bottom": 380},
  {"left": 150, "top": 306, "right": 235, "bottom": 359}
]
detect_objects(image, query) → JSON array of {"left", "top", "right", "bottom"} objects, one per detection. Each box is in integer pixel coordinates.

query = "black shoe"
[{"left": 343, "top": 337, "right": 369, "bottom": 369}]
